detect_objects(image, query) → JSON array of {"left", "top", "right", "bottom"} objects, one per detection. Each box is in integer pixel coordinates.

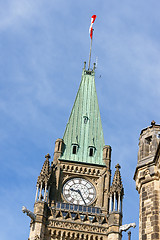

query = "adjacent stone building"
[
  {"left": 26, "top": 63, "right": 124, "bottom": 240},
  {"left": 134, "top": 121, "right": 160, "bottom": 240}
]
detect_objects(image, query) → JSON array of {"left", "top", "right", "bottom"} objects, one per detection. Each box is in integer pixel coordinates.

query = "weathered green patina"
[{"left": 60, "top": 64, "right": 105, "bottom": 165}]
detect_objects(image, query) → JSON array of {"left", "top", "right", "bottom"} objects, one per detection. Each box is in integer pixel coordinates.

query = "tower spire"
[{"left": 60, "top": 63, "right": 105, "bottom": 165}]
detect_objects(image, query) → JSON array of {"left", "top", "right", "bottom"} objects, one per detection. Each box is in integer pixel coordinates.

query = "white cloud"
[{"left": 0, "top": 0, "right": 36, "bottom": 30}]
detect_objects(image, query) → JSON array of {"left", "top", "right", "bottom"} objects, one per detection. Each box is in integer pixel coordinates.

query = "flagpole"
[
  {"left": 88, "top": 37, "right": 93, "bottom": 70},
  {"left": 88, "top": 15, "right": 96, "bottom": 70}
]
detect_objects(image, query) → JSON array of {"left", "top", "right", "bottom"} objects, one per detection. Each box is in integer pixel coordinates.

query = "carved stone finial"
[
  {"left": 151, "top": 120, "right": 156, "bottom": 126},
  {"left": 45, "top": 153, "right": 51, "bottom": 159},
  {"left": 110, "top": 163, "right": 123, "bottom": 195},
  {"left": 37, "top": 154, "right": 51, "bottom": 185},
  {"left": 115, "top": 164, "right": 121, "bottom": 169},
  {"left": 84, "top": 61, "right": 86, "bottom": 69}
]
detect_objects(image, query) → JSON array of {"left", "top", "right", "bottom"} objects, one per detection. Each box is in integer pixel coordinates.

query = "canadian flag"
[{"left": 89, "top": 15, "right": 97, "bottom": 39}]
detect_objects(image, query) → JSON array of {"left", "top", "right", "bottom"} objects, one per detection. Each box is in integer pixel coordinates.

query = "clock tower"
[{"left": 28, "top": 62, "right": 124, "bottom": 240}]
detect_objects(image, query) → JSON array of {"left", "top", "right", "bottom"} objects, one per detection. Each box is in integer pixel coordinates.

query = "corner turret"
[
  {"left": 109, "top": 164, "right": 124, "bottom": 213},
  {"left": 108, "top": 164, "right": 124, "bottom": 240},
  {"left": 35, "top": 153, "right": 51, "bottom": 202},
  {"left": 29, "top": 154, "right": 51, "bottom": 240}
]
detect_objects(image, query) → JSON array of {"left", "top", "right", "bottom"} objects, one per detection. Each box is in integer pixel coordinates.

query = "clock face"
[{"left": 63, "top": 178, "right": 96, "bottom": 206}]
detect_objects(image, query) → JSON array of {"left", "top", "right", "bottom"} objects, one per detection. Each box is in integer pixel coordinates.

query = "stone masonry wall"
[{"left": 140, "top": 180, "right": 159, "bottom": 240}]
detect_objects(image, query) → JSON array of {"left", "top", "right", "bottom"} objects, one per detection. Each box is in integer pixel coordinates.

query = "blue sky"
[{"left": 1, "top": 1, "right": 160, "bottom": 239}]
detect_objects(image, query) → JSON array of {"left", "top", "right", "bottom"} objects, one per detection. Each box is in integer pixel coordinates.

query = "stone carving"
[
  {"left": 50, "top": 231, "right": 103, "bottom": 240},
  {"left": 34, "top": 236, "right": 40, "bottom": 240},
  {"left": 61, "top": 163, "right": 102, "bottom": 176},
  {"left": 119, "top": 223, "right": 136, "bottom": 232},
  {"left": 48, "top": 220, "right": 108, "bottom": 234},
  {"left": 22, "top": 206, "right": 36, "bottom": 221},
  {"left": 144, "top": 169, "right": 150, "bottom": 176}
]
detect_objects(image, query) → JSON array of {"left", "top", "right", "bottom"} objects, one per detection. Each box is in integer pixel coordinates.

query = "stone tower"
[
  {"left": 134, "top": 121, "right": 160, "bottom": 240},
  {"left": 28, "top": 63, "right": 124, "bottom": 240}
]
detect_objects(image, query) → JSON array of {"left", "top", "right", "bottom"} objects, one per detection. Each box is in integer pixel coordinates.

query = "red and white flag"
[{"left": 89, "top": 15, "right": 97, "bottom": 39}]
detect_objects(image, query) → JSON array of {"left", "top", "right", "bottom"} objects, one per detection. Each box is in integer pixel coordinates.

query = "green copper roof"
[{"left": 61, "top": 64, "right": 105, "bottom": 165}]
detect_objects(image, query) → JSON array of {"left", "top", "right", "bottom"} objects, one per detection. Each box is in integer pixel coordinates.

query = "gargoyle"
[
  {"left": 22, "top": 206, "right": 36, "bottom": 221},
  {"left": 119, "top": 222, "right": 136, "bottom": 232}
]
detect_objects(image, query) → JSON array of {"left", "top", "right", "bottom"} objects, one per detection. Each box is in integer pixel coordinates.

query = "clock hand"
[
  {"left": 77, "top": 189, "right": 87, "bottom": 205},
  {"left": 70, "top": 188, "right": 87, "bottom": 205},
  {"left": 70, "top": 188, "right": 79, "bottom": 192}
]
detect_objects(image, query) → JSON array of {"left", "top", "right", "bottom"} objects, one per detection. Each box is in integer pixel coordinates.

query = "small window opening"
[
  {"left": 145, "top": 136, "right": 152, "bottom": 144},
  {"left": 144, "top": 136, "right": 152, "bottom": 157},
  {"left": 105, "top": 149, "right": 108, "bottom": 158},
  {"left": 89, "top": 147, "right": 95, "bottom": 157},
  {"left": 58, "top": 142, "right": 60, "bottom": 151},
  {"left": 72, "top": 145, "right": 77, "bottom": 154},
  {"left": 89, "top": 148, "right": 93, "bottom": 157},
  {"left": 83, "top": 116, "right": 89, "bottom": 124}
]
